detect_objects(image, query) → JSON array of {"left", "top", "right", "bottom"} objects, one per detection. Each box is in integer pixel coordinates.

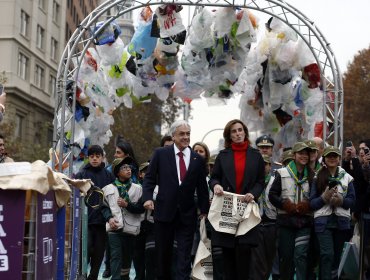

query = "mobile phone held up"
[
  {"left": 0, "top": 84, "right": 3, "bottom": 95},
  {"left": 364, "top": 147, "right": 370, "bottom": 156},
  {"left": 345, "top": 141, "right": 353, "bottom": 148},
  {"left": 328, "top": 180, "right": 337, "bottom": 189}
]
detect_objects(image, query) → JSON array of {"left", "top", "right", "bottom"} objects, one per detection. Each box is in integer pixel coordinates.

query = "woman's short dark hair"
[{"left": 223, "top": 119, "right": 249, "bottom": 148}]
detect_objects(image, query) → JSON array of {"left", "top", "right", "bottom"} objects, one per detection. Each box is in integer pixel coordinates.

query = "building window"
[
  {"left": 52, "top": 1, "right": 60, "bottom": 22},
  {"left": 67, "top": 0, "right": 71, "bottom": 9},
  {"left": 38, "top": 0, "right": 46, "bottom": 10},
  {"left": 49, "top": 75, "right": 57, "bottom": 97},
  {"left": 15, "top": 114, "right": 24, "bottom": 139},
  {"left": 17, "top": 53, "right": 29, "bottom": 80},
  {"left": 20, "top": 10, "right": 30, "bottom": 37},
  {"left": 51, "top": 37, "right": 58, "bottom": 60},
  {"left": 36, "top": 25, "right": 45, "bottom": 50},
  {"left": 34, "top": 65, "right": 45, "bottom": 89}
]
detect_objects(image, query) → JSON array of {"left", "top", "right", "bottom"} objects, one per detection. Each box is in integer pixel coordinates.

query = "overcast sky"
[{"left": 188, "top": 0, "right": 370, "bottom": 153}]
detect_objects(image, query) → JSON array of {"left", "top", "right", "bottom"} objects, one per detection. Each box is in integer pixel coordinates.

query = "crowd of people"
[{"left": 1, "top": 118, "right": 370, "bottom": 280}]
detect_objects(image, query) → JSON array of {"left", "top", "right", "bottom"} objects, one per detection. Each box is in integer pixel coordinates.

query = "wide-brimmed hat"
[
  {"left": 292, "top": 142, "right": 310, "bottom": 153},
  {"left": 322, "top": 146, "right": 341, "bottom": 157},
  {"left": 112, "top": 156, "right": 134, "bottom": 177}
]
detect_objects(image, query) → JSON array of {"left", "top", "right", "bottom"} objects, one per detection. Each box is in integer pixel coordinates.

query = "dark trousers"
[
  {"left": 104, "top": 234, "right": 111, "bottom": 271},
  {"left": 211, "top": 246, "right": 224, "bottom": 280},
  {"left": 250, "top": 224, "right": 277, "bottom": 280},
  {"left": 108, "top": 232, "right": 136, "bottom": 280},
  {"left": 316, "top": 228, "right": 350, "bottom": 280},
  {"left": 222, "top": 244, "right": 252, "bottom": 280},
  {"left": 134, "top": 221, "right": 156, "bottom": 280},
  {"left": 278, "top": 226, "right": 310, "bottom": 280},
  {"left": 155, "top": 212, "right": 196, "bottom": 280},
  {"left": 87, "top": 225, "right": 107, "bottom": 280}
]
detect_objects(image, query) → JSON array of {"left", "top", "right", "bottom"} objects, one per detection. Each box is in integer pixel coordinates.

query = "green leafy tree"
[
  {"left": 343, "top": 46, "right": 370, "bottom": 145},
  {"left": 0, "top": 120, "right": 51, "bottom": 162},
  {"left": 104, "top": 93, "right": 182, "bottom": 164}
]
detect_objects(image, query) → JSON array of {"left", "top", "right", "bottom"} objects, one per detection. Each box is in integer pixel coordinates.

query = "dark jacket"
[
  {"left": 142, "top": 145, "right": 209, "bottom": 225},
  {"left": 75, "top": 163, "right": 115, "bottom": 225},
  {"left": 342, "top": 158, "right": 370, "bottom": 216},
  {"left": 208, "top": 146, "right": 265, "bottom": 248}
]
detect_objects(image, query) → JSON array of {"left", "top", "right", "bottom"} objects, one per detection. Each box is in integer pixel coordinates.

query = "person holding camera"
[
  {"left": 343, "top": 141, "right": 370, "bottom": 278},
  {"left": 310, "top": 146, "right": 356, "bottom": 280},
  {"left": 359, "top": 140, "right": 370, "bottom": 183},
  {"left": 342, "top": 141, "right": 368, "bottom": 219}
]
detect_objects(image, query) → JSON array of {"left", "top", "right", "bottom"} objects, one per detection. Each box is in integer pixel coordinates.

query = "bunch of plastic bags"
[
  {"left": 237, "top": 16, "right": 324, "bottom": 156},
  {"left": 56, "top": 6, "right": 327, "bottom": 171}
]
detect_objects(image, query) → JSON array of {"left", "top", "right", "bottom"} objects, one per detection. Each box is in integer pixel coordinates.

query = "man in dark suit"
[{"left": 142, "top": 120, "right": 210, "bottom": 280}]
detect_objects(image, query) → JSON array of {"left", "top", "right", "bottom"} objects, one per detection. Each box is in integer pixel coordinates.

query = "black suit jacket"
[
  {"left": 208, "top": 146, "right": 265, "bottom": 248},
  {"left": 209, "top": 146, "right": 265, "bottom": 197},
  {"left": 142, "top": 145, "right": 209, "bottom": 225}
]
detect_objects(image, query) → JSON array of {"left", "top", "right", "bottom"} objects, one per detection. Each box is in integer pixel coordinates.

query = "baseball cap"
[
  {"left": 282, "top": 150, "right": 294, "bottom": 163},
  {"left": 292, "top": 142, "right": 310, "bottom": 153},
  {"left": 304, "top": 140, "right": 319, "bottom": 151},
  {"left": 322, "top": 146, "right": 341, "bottom": 157},
  {"left": 139, "top": 162, "right": 150, "bottom": 172}
]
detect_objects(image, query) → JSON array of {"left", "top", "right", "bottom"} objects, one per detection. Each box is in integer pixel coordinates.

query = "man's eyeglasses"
[{"left": 120, "top": 164, "right": 132, "bottom": 171}]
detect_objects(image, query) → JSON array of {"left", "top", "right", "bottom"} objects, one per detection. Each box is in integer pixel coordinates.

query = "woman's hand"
[
  {"left": 108, "top": 217, "right": 119, "bottom": 230},
  {"left": 321, "top": 186, "right": 336, "bottom": 203},
  {"left": 117, "top": 197, "right": 128, "bottom": 208},
  {"left": 243, "top": 193, "right": 255, "bottom": 203},
  {"left": 214, "top": 184, "right": 224, "bottom": 196}
]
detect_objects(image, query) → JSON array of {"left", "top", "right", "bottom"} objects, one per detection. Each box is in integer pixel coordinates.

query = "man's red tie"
[{"left": 177, "top": 151, "right": 187, "bottom": 182}]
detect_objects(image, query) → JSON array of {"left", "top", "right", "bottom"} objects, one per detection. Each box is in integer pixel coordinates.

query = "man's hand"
[
  {"left": 144, "top": 200, "right": 154, "bottom": 210},
  {"left": 117, "top": 197, "right": 128, "bottom": 208},
  {"left": 242, "top": 193, "right": 255, "bottom": 203},
  {"left": 108, "top": 217, "right": 119, "bottom": 230},
  {"left": 214, "top": 184, "right": 224, "bottom": 196}
]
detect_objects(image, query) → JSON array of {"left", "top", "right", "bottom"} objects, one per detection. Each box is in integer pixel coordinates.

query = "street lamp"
[{"left": 201, "top": 128, "right": 224, "bottom": 142}]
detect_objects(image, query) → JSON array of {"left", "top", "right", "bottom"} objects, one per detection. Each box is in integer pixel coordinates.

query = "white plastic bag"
[
  {"left": 208, "top": 191, "right": 261, "bottom": 236},
  {"left": 191, "top": 218, "right": 213, "bottom": 280}
]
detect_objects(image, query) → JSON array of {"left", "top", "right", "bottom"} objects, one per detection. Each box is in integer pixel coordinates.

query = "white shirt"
[{"left": 173, "top": 145, "right": 190, "bottom": 184}]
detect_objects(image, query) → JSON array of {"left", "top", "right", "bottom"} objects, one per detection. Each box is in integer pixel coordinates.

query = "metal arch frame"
[
  {"left": 53, "top": 0, "right": 344, "bottom": 168},
  {"left": 53, "top": 1, "right": 343, "bottom": 278}
]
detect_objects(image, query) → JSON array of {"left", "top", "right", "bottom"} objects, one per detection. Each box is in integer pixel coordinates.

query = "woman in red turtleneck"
[{"left": 209, "top": 119, "right": 265, "bottom": 280}]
